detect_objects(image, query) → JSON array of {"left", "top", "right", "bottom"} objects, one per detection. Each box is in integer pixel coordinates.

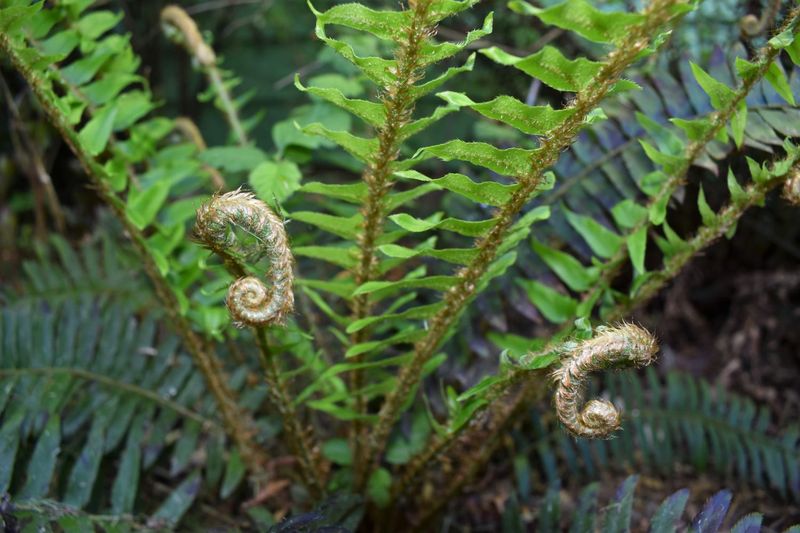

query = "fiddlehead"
[
  {"left": 552, "top": 324, "right": 658, "bottom": 438},
  {"left": 160, "top": 5, "right": 216, "bottom": 67},
  {"left": 195, "top": 190, "right": 294, "bottom": 327}
]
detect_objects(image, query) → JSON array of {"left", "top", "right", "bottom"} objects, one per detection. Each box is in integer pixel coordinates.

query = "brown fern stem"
[
  {"left": 349, "top": 0, "right": 437, "bottom": 483},
  {"left": 365, "top": 0, "right": 683, "bottom": 478},
  {"left": 0, "top": 34, "right": 269, "bottom": 488}
]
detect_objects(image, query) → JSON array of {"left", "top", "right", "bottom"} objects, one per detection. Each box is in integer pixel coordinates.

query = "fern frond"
[
  {"left": 0, "top": 1, "right": 268, "bottom": 481},
  {"left": 506, "top": 8, "right": 800, "bottom": 333},
  {"left": 503, "top": 474, "right": 794, "bottom": 532},
  {"left": 0, "top": 298, "right": 247, "bottom": 527},
  {"left": 365, "top": 0, "right": 690, "bottom": 477},
  {"left": 526, "top": 369, "right": 800, "bottom": 503},
  {"left": 4, "top": 230, "right": 149, "bottom": 308}
]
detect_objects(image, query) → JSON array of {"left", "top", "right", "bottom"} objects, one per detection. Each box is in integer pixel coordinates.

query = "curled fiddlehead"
[
  {"left": 551, "top": 323, "right": 658, "bottom": 438},
  {"left": 195, "top": 190, "right": 294, "bottom": 327},
  {"left": 160, "top": 5, "right": 216, "bottom": 67},
  {"left": 739, "top": 0, "right": 782, "bottom": 38}
]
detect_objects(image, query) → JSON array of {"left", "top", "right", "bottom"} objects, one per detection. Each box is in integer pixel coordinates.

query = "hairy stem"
[
  {"left": 349, "top": 0, "right": 437, "bottom": 481},
  {"left": 194, "top": 191, "right": 325, "bottom": 498},
  {"left": 254, "top": 328, "right": 326, "bottom": 499},
  {"left": 0, "top": 34, "right": 268, "bottom": 487},
  {"left": 365, "top": 0, "right": 683, "bottom": 477}
]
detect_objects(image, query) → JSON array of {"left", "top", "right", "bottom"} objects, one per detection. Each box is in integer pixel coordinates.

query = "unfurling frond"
[
  {"left": 195, "top": 191, "right": 294, "bottom": 327},
  {"left": 552, "top": 324, "right": 658, "bottom": 438}
]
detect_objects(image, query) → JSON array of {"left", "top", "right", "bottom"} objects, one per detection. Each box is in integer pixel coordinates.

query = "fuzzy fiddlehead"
[
  {"left": 195, "top": 191, "right": 294, "bottom": 327},
  {"left": 552, "top": 324, "right": 658, "bottom": 438}
]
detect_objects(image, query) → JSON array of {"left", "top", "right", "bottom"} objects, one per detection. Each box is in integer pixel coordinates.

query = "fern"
[
  {"left": 0, "top": 296, "right": 264, "bottom": 526},
  {"left": 4, "top": 229, "right": 148, "bottom": 308},
  {"left": 3, "top": 0, "right": 800, "bottom": 528},
  {"left": 521, "top": 369, "right": 800, "bottom": 504}
]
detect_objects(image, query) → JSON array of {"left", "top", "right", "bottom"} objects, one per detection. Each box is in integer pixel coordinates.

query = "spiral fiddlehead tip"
[
  {"left": 552, "top": 323, "right": 658, "bottom": 439},
  {"left": 195, "top": 190, "right": 294, "bottom": 328}
]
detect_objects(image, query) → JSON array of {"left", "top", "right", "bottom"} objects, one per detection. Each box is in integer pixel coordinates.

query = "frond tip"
[
  {"left": 195, "top": 190, "right": 294, "bottom": 327},
  {"left": 552, "top": 323, "right": 658, "bottom": 438}
]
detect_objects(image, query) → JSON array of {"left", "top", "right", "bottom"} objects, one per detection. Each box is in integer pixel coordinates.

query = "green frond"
[
  {"left": 0, "top": 298, "right": 248, "bottom": 525},
  {"left": 523, "top": 369, "right": 800, "bottom": 502}
]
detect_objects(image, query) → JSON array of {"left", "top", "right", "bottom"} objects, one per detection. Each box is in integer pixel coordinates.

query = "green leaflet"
[
  {"left": 409, "top": 53, "right": 476, "bottom": 101},
  {"left": 307, "top": 1, "right": 412, "bottom": 41},
  {"left": 297, "top": 278, "right": 357, "bottom": 299},
  {"left": 390, "top": 212, "right": 496, "bottom": 237},
  {"left": 726, "top": 169, "right": 747, "bottom": 205},
  {"left": 635, "top": 112, "right": 684, "bottom": 156},
  {"left": 531, "top": 239, "right": 598, "bottom": 292},
  {"left": 295, "top": 75, "right": 385, "bottom": 127},
  {"left": 563, "top": 208, "right": 622, "bottom": 259},
  {"left": 416, "top": 139, "right": 536, "bottom": 178},
  {"left": 301, "top": 123, "right": 377, "bottom": 163},
  {"left": 385, "top": 183, "right": 440, "bottom": 211},
  {"left": 78, "top": 104, "right": 117, "bottom": 156},
  {"left": 74, "top": 10, "right": 122, "bottom": 40},
  {"left": 399, "top": 104, "right": 460, "bottom": 141},
  {"left": 291, "top": 211, "right": 362, "bottom": 239},
  {"left": 437, "top": 92, "right": 575, "bottom": 135},
  {"left": 299, "top": 181, "right": 367, "bottom": 203},
  {"left": 481, "top": 46, "right": 639, "bottom": 93},
  {"left": 379, "top": 243, "right": 478, "bottom": 265},
  {"left": 611, "top": 199, "right": 648, "bottom": 229},
  {"left": 312, "top": 23, "right": 396, "bottom": 86},
  {"left": 628, "top": 225, "right": 648, "bottom": 275},
  {"left": 249, "top": 160, "right": 302, "bottom": 204},
  {"left": 418, "top": 13, "right": 493, "bottom": 67},
  {"left": 639, "top": 140, "right": 686, "bottom": 174},
  {"left": 428, "top": 0, "right": 481, "bottom": 22},
  {"left": 518, "top": 279, "right": 577, "bottom": 324},
  {"left": 345, "top": 329, "right": 426, "bottom": 358},
  {"left": 697, "top": 186, "right": 717, "bottom": 226},
  {"left": 294, "top": 245, "right": 357, "bottom": 269},
  {"left": 346, "top": 302, "right": 443, "bottom": 333},
  {"left": 689, "top": 62, "right": 737, "bottom": 110},
  {"left": 510, "top": 0, "right": 645, "bottom": 44},
  {"left": 764, "top": 61, "right": 795, "bottom": 106},
  {"left": 200, "top": 146, "right": 268, "bottom": 172},
  {"left": 353, "top": 275, "right": 458, "bottom": 298},
  {"left": 0, "top": 3, "right": 43, "bottom": 34},
  {"left": 396, "top": 170, "right": 518, "bottom": 206},
  {"left": 126, "top": 182, "right": 170, "bottom": 230}
]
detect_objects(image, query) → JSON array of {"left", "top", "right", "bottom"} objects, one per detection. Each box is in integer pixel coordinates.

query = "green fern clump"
[
  {"left": 0, "top": 297, "right": 261, "bottom": 526},
  {"left": 522, "top": 369, "right": 800, "bottom": 503},
  {"left": 2, "top": 0, "right": 800, "bottom": 529}
]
